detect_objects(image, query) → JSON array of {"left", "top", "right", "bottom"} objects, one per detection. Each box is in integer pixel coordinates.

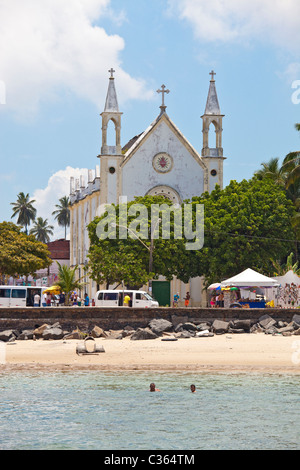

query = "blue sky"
[{"left": 0, "top": 0, "right": 299, "bottom": 239}]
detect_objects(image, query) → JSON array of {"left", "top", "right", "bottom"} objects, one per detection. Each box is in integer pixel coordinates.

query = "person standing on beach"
[
  {"left": 184, "top": 292, "right": 190, "bottom": 307},
  {"left": 173, "top": 292, "right": 180, "bottom": 307},
  {"left": 42, "top": 292, "right": 47, "bottom": 307},
  {"left": 149, "top": 383, "right": 160, "bottom": 392},
  {"left": 34, "top": 293, "right": 40, "bottom": 307}
]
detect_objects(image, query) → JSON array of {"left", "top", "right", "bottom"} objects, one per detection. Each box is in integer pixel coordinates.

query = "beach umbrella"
[
  {"left": 42, "top": 285, "right": 61, "bottom": 295},
  {"left": 208, "top": 283, "right": 221, "bottom": 290}
]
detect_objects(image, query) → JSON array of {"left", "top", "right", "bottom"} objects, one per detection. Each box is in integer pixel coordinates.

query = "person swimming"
[
  {"left": 149, "top": 383, "right": 160, "bottom": 392},
  {"left": 190, "top": 384, "right": 196, "bottom": 393}
]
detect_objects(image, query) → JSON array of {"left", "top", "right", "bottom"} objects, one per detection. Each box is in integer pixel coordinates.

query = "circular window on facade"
[
  {"left": 109, "top": 166, "right": 116, "bottom": 174},
  {"left": 211, "top": 169, "right": 217, "bottom": 177},
  {"left": 152, "top": 153, "right": 173, "bottom": 173}
]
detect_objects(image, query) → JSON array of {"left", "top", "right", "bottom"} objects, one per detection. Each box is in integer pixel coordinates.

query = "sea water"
[{"left": 0, "top": 370, "right": 299, "bottom": 450}]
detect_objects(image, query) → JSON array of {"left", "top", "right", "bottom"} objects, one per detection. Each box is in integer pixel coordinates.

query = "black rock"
[
  {"left": 42, "top": 327, "right": 64, "bottom": 340},
  {"left": 259, "top": 314, "right": 276, "bottom": 329},
  {"left": 130, "top": 328, "right": 158, "bottom": 341},
  {"left": 177, "top": 330, "right": 193, "bottom": 338},
  {"left": 148, "top": 319, "right": 173, "bottom": 335},
  {"left": 231, "top": 319, "right": 251, "bottom": 331},
  {"left": 18, "top": 330, "right": 34, "bottom": 340},
  {"left": 228, "top": 328, "right": 245, "bottom": 334},
  {"left": 292, "top": 314, "right": 300, "bottom": 328},
  {"left": 0, "top": 330, "right": 17, "bottom": 342},
  {"left": 181, "top": 322, "right": 198, "bottom": 332},
  {"left": 212, "top": 320, "right": 230, "bottom": 334}
]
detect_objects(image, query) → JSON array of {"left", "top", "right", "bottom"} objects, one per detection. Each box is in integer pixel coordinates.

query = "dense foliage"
[
  {"left": 0, "top": 222, "right": 52, "bottom": 281},
  {"left": 189, "top": 177, "right": 296, "bottom": 286},
  {"left": 87, "top": 181, "right": 296, "bottom": 287}
]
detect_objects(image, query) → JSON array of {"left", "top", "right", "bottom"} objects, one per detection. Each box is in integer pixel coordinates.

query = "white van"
[
  {"left": 95, "top": 290, "right": 159, "bottom": 308},
  {"left": 0, "top": 286, "right": 47, "bottom": 307}
]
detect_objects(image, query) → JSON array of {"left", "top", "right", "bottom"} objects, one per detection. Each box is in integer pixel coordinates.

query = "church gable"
[
  {"left": 122, "top": 112, "right": 206, "bottom": 170},
  {"left": 121, "top": 112, "right": 207, "bottom": 203}
]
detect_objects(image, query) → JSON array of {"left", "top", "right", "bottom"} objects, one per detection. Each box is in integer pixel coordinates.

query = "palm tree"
[
  {"left": 52, "top": 196, "right": 70, "bottom": 239},
  {"left": 281, "top": 124, "right": 300, "bottom": 189},
  {"left": 254, "top": 157, "right": 287, "bottom": 186},
  {"left": 11, "top": 192, "right": 36, "bottom": 234},
  {"left": 55, "top": 262, "right": 86, "bottom": 305},
  {"left": 281, "top": 151, "right": 300, "bottom": 189},
  {"left": 30, "top": 217, "right": 54, "bottom": 243},
  {"left": 271, "top": 252, "right": 300, "bottom": 276},
  {"left": 255, "top": 123, "right": 300, "bottom": 259}
]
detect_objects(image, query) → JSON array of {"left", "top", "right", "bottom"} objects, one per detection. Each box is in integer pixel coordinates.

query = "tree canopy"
[
  {"left": 87, "top": 182, "right": 295, "bottom": 288},
  {"left": 11, "top": 192, "right": 36, "bottom": 234},
  {"left": 189, "top": 177, "right": 296, "bottom": 286},
  {"left": 52, "top": 196, "right": 70, "bottom": 239},
  {"left": 87, "top": 195, "right": 195, "bottom": 288},
  {"left": 55, "top": 262, "right": 86, "bottom": 305},
  {"left": 30, "top": 217, "right": 54, "bottom": 243},
  {"left": 254, "top": 123, "right": 300, "bottom": 245},
  {"left": 0, "top": 222, "right": 52, "bottom": 280}
]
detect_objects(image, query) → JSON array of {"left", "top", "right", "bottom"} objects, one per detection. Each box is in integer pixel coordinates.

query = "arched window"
[{"left": 106, "top": 118, "right": 116, "bottom": 147}]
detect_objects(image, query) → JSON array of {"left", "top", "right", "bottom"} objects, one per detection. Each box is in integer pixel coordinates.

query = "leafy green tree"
[
  {"left": 11, "top": 192, "right": 36, "bottom": 234},
  {"left": 55, "top": 262, "right": 86, "bottom": 305},
  {"left": 0, "top": 222, "right": 52, "bottom": 282},
  {"left": 87, "top": 195, "right": 195, "bottom": 289},
  {"left": 30, "top": 217, "right": 54, "bottom": 243},
  {"left": 88, "top": 243, "right": 151, "bottom": 289},
  {"left": 254, "top": 124, "right": 300, "bottom": 257},
  {"left": 52, "top": 196, "right": 70, "bottom": 239},
  {"left": 189, "top": 178, "right": 296, "bottom": 287}
]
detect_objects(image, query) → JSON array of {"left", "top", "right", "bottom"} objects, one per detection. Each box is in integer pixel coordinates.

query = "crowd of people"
[
  {"left": 37, "top": 292, "right": 90, "bottom": 307},
  {"left": 209, "top": 291, "right": 224, "bottom": 308}
]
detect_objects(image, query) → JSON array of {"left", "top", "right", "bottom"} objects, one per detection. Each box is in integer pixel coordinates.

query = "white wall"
[{"left": 122, "top": 120, "right": 204, "bottom": 202}]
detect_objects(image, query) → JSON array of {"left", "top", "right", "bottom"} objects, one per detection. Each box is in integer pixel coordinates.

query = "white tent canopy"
[{"left": 221, "top": 268, "right": 280, "bottom": 288}]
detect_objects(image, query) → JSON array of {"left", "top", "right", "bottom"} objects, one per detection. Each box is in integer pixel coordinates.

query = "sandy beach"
[{"left": 1, "top": 333, "right": 300, "bottom": 374}]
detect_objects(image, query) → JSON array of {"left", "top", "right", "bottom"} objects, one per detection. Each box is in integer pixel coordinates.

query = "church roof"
[
  {"left": 104, "top": 76, "right": 119, "bottom": 112},
  {"left": 204, "top": 77, "right": 221, "bottom": 115},
  {"left": 121, "top": 111, "right": 206, "bottom": 170},
  {"left": 122, "top": 133, "right": 143, "bottom": 154}
]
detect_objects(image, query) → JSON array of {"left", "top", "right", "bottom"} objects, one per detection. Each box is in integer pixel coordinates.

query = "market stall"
[
  {"left": 271, "top": 270, "right": 300, "bottom": 308},
  {"left": 220, "top": 268, "right": 280, "bottom": 308}
]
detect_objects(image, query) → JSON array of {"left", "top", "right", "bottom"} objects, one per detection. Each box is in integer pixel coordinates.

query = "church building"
[{"left": 69, "top": 69, "right": 226, "bottom": 306}]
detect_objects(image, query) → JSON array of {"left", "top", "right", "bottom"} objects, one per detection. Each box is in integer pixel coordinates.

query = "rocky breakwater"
[{"left": 1, "top": 314, "right": 300, "bottom": 343}]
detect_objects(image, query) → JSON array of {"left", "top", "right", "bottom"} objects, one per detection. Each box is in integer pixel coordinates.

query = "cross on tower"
[
  {"left": 157, "top": 84, "right": 170, "bottom": 112},
  {"left": 108, "top": 68, "right": 115, "bottom": 78},
  {"left": 210, "top": 70, "right": 216, "bottom": 81}
]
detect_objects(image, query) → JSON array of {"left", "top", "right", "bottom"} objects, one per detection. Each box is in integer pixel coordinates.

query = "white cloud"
[
  {"left": 0, "top": 0, "right": 152, "bottom": 118},
  {"left": 281, "top": 62, "right": 300, "bottom": 83},
  {"left": 32, "top": 166, "right": 89, "bottom": 240},
  {"left": 168, "top": 0, "right": 300, "bottom": 52}
]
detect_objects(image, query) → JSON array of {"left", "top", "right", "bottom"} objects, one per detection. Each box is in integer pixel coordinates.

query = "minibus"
[
  {"left": 95, "top": 290, "right": 159, "bottom": 308},
  {"left": 0, "top": 286, "right": 47, "bottom": 307}
]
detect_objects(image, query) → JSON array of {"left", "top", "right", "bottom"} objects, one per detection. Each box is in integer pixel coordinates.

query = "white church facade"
[{"left": 69, "top": 69, "right": 226, "bottom": 306}]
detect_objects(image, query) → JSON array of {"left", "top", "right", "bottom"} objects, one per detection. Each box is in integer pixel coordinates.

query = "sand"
[{"left": 1, "top": 333, "right": 300, "bottom": 374}]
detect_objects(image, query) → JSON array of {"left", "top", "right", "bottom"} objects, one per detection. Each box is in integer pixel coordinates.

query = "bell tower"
[
  {"left": 99, "top": 68, "right": 123, "bottom": 205},
  {"left": 201, "top": 71, "right": 226, "bottom": 191}
]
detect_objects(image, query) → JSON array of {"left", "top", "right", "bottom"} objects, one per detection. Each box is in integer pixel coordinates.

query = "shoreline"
[{"left": 1, "top": 333, "right": 300, "bottom": 375}]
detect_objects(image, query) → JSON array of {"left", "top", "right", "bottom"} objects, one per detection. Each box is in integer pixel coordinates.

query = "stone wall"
[{"left": 0, "top": 307, "right": 297, "bottom": 332}]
